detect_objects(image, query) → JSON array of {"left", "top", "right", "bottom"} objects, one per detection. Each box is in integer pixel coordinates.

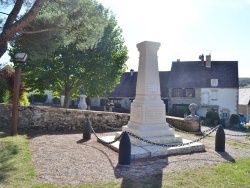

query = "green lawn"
[{"left": 1, "top": 131, "right": 250, "bottom": 188}]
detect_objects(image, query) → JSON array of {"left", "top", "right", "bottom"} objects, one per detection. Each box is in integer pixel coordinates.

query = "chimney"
[
  {"left": 199, "top": 54, "right": 205, "bottom": 66},
  {"left": 177, "top": 59, "right": 180, "bottom": 62},
  {"left": 206, "top": 54, "right": 211, "bottom": 68},
  {"left": 130, "top": 69, "right": 134, "bottom": 76}
]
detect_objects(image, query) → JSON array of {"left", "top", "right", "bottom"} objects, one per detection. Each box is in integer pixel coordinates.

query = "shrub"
[
  {"left": 205, "top": 111, "right": 220, "bottom": 126},
  {"left": 168, "top": 106, "right": 189, "bottom": 118},
  {"left": 29, "top": 93, "right": 47, "bottom": 103},
  {"left": 220, "top": 118, "right": 226, "bottom": 128},
  {"left": 19, "top": 93, "right": 30, "bottom": 106},
  {"left": 0, "top": 76, "right": 8, "bottom": 103},
  {"left": 52, "top": 96, "right": 60, "bottom": 104},
  {"left": 230, "top": 114, "right": 239, "bottom": 127}
]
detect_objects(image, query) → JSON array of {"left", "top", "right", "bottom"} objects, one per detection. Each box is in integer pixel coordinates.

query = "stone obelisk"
[{"left": 122, "top": 41, "right": 181, "bottom": 146}]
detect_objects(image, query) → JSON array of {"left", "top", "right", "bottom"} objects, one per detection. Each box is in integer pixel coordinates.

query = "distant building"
[
  {"left": 91, "top": 55, "right": 239, "bottom": 125},
  {"left": 239, "top": 88, "right": 250, "bottom": 122}
]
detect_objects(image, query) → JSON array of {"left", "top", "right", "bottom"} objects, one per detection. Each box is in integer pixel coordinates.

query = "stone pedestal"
[
  {"left": 100, "top": 41, "right": 205, "bottom": 159},
  {"left": 122, "top": 41, "right": 181, "bottom": 146},
  {"left": 78, "top": 95, "right": 87, "bottom": 110}
]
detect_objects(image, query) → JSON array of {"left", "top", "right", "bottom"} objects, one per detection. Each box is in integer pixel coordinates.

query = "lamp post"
[{"left": 11, "top": 53, "right": 27, "bottom": 136}]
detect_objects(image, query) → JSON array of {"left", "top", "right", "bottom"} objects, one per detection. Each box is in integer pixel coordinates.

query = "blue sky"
[
  {"left": 1, "top": 0, "right": 250, "bottom": 77},
  {"left": 97, "top": 0, "right": 250, "bottom": 77}
]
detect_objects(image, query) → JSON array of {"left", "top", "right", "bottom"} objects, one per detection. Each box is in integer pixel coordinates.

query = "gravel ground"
[{"left": 28, "top": 127, "right": 250, "bottom": 186}]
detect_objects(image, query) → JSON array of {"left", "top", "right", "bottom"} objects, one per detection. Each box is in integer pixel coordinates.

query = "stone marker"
[
  {"left": 122, "top": 41, "right": 182, "bottom": 146},
  {"left": 100, "top": 41, "right": 205, "bottom": 159},
  {"left": 184, "top": 103, "right": 200, "bottom": 132}
]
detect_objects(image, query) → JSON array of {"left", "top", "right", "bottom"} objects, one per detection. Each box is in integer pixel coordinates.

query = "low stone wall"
[
  {"left": 166, "top": 116, "right": 200, "bottom": 132},
  {"left": 0, "top": 104, "right": 200, "bottom": 133},
  {"left": 0, "top": 104, "right": 129, "bottom": 131}
]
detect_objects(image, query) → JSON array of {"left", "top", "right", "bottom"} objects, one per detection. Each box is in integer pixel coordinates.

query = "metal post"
[
  {"left": 215, "top": 125, "right": 225, "bottom": 152},
  {"left": 118, "top": 132, "right": 131, "bottom": 165},
  {"left": 11, "top": 67, "right": 21, "bottom": 136},
  {"left": 83, "top": 118, "right": 91, "bottom": 140}
]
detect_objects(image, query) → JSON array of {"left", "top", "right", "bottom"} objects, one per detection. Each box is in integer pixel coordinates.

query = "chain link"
[
  {"left": 89, "top": 123, "right": 124, "bottom": 144},
  {"left": 168, "top": 123, "right": 218, "bottom": 135},
  {"left": 126, "top": 125, "right": 219, "bottom": 148}
]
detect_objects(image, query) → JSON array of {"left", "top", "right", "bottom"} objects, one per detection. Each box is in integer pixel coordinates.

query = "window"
[
  {"left": 221, "top": 108, "right": 230, "bottom": 119},
  {"left": 211, "top": 79, "right": 218, "bottom": 87},
  {"left": 185, "top": 88, "right": 195, "bottom": 97},
  {"left": 109, "top": 99, "right": 121, "bottom": 104},
  {"left": 172, "top": 88, "right": 182, "bottom": 97},
  {"left": 222, "top": 112, "right": 228, "bottom": 119}
]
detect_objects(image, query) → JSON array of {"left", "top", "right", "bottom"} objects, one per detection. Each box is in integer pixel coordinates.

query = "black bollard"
[
  {"left": 83, "top": 118, "right": 91, "bottom": 140},
  {"left": 118, "top": 132, "right": 131, "bottom": 165},
  {"left": 215, "top": 125, "right": 225, "bottom": 152}
]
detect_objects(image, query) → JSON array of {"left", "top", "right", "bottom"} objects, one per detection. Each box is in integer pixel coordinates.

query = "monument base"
[
  {"left": 115, "top": 131, "right": 182, "bottom": 147},
  {"left": 99, "top": 134, "right": 205, "bottom": 160}
]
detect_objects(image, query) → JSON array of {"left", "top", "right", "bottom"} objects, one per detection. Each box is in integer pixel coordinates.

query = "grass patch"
[
  {"left": 0, "top": 131, "right": 250, "bottom": 188},
  {"left": 226, "top": 140, "right": 250, "bottom": 150},
  {"left": 162, "top": 157, "right": 250, "bottom": 188}
]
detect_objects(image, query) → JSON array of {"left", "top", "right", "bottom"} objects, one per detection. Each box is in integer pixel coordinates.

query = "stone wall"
[
  {"left": 0, "top": 104, "right": 129, "bottom": 131},
  {"left": 0, "top": 104, "right": 199, "bottom": 132},
  {"left": 166, "top": 115, "right": 200, "bottom": 132}
]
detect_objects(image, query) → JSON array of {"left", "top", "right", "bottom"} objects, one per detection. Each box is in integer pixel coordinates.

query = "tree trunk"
[
  {"left": 63, "top": 89, "right": 72, "bottom": 108},
  {"left": 0, "top": 0, "right": 46, "bottom": 57}
]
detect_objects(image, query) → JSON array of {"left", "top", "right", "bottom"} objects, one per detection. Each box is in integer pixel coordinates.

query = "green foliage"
[
  {"left": 0, "top": 75, "right": 7, "bottom": 103},
  {"left": 241, "top": 123, "right": 250, "bottom": 130},
  {"left": 19, "top": 93, "right": 30, "bottom": 106},
  {"left": 52, "top": 96, "right": 60, "bottom": 104},
  {"left": 28, "top": 93, "right": 47, "bottom": 103},
  {"left": 220, "top": 118, "right": 226, "bottom": 128},
  {"left": 14, "top": 0, "right": 109, "bottom": 60},
  {"left": 169, "top": 105, "right": 189, "bottom": 118},
  {"left": 205, "top": 111, "right": 220, "bottom": 126},
  {"left": 230, "top": 114, "right": 239, "bottom": 126},
  {"left": 15, "top": 4, "right": 128, "bottom": 108}
]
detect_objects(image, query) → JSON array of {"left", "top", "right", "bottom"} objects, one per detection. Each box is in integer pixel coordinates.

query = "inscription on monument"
[
  {"left": 130, "top": 105, "right": 142, "bottom": 122},
  {"left": 148, "top": 83, "right": 159, "bottom": 93},
  {"left": 145, "top": 107, "right": 164, "bottom": 122}
]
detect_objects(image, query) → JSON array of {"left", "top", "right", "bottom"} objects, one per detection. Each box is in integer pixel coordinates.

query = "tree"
[
  {"left": 12, "top": 0, "right": 109, "bottom": 59},
  {"left": 0, "top": 0, "right": 47, "bottom": 58},
  {"left": 0, "top": 68, "right": 27, "bottom": 102},
  {"left": 16, "top": 2, "right": 128, "bottom": 108}
]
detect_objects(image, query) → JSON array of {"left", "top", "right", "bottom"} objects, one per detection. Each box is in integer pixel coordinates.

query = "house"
[
  {"left": 238, "top": 88, "right": 250, "bottom": 122},
  {"left": 167, "top": 55, "right": 239, "bottom": 124},
  {"left": 91, "top": 55, "right": 239, "bottom": 124},
  {"left": 90, "top": 69, "right": 170, "bottom": 113}
]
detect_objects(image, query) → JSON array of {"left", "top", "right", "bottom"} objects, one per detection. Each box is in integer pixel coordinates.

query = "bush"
[
  {"left": 19, "top": 93, "right": 30, "bottom": 106},
  {"left": 169, "top": 106, "right": 189, "bottom": 118},
  {"left": 230, "top": 114, "right": 239, "bottom": 127},
  {"left": 29, "top": 93, "right": 47, "bottom": 103},
  {"left": 220, "top": 118, "right": 226, "bottom": 128},
  {"left": 52, "top": 96, "right": 60, "bottom": 104},
  {"left": 205, "top": 111, "right": 220, "bottom": 126},
  {"left": 0, "top": 76, "right": 8, "bottom": 103}
]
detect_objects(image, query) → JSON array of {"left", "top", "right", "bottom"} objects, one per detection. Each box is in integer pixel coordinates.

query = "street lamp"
[{"left": 11, "top": 53, "right": 27, "bottom": 136}]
